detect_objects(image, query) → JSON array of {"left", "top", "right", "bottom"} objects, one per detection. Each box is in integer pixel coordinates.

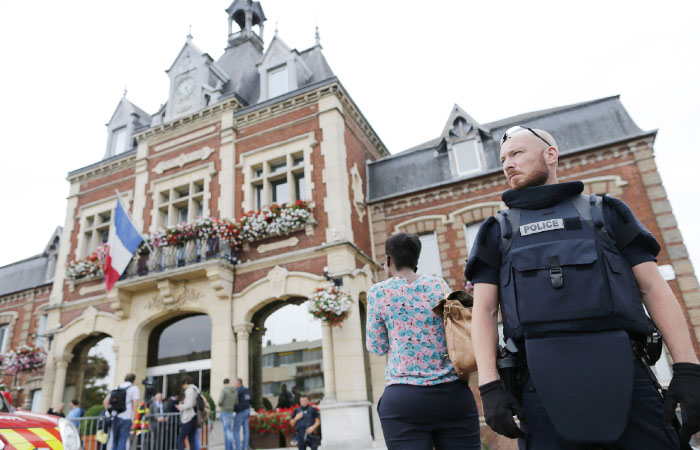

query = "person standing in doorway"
[
  {"left": 148, "top": 393, "right": 166, "bottom": 450},
  {"left": 232, "top": 378, "right": 251, "bottom": 450},
  {"left": 367, "top": 232, "right": 481, "bottom": 450},
  {"left": 103, "top": 373, "right": 141, "bottom": 450},
  {"left": 289, "top": 395, "right": 320, "bottom": 450},
  {"left": 218, "top": 378, "right": 238, "bottom": 450},
  {"left": 175, "top": 376, "right": 199, "bottom": 450}
]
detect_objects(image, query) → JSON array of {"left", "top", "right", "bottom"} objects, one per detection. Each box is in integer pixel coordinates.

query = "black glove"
[
  {"left": 664, "top": 362, "right": 700, "bottom": 443},
  {"left": 479, "top": 380, "right": 527, "bottom": 439}
]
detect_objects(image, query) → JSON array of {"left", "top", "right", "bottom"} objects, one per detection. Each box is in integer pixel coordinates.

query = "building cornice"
[
  {"left": 67, "top": 152, "right": 136, "bottom": 184},
  {"left": 134, "top": 97, "right": 244, "bottom": 142}
]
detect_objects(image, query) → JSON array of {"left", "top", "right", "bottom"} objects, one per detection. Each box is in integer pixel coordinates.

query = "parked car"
[{"left": 0, "top": 390, "right": 81, "bottom": 450}]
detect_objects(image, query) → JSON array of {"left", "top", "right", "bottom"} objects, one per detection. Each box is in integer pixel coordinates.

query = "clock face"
[{"left": 175, "top": 77, "right": 195, "bottom": 101}]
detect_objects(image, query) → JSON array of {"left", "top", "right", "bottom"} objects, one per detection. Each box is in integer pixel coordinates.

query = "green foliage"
[
  {"left": 202, "top": 391, "right": 216, "bottom": 421},
  {"left": 79, "top": 404, "right": 106, "bottom": 434}
]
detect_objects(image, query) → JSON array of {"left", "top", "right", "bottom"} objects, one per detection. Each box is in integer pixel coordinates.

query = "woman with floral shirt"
[{"left": 367, "top": 232, "right": 480, "bottom": 449}]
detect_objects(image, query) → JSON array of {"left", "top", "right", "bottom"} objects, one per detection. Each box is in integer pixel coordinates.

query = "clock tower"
[{"left": 163, "top": 33, "right": 230, "bottom": 122}]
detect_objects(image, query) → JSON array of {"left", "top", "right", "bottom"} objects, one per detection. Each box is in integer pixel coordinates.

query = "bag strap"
[{"left": 494, "top": 209, "right": 521, "bottom": 254}]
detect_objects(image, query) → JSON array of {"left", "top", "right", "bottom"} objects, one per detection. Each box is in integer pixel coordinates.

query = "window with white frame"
[
  {"left": 157, "top": 180, "right": 205, "bottom": 227},
  {"left": 464, "top": 223, "right": 481, "bottom": 256},
  {"left": 250, "top": 151, "right": 307, "bottom": 210},
  {"left": 0, "top": 324, "right": 9, "bottom": 354},
  {"left": 112, "top": 126, "right": 129, "bottom": 155},
  {"left": 82, "top": 210, "right": 112, "bottom": 257},
  {"left": 417, "top": 232, "right": 443, "bottom": 277},
  {"left": 453, "top": 140, "right": 484, "bottom": 175},
  {"left": 268, "top": 65, "right": 288, "bottom": 98}
]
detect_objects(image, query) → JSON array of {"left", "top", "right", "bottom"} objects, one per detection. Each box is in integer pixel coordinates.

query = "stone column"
[
  {"left": 234, "top": 322, "right": 253, "bottom": 387},
  {"left": 249, "top": 326, "right": 265, "bottom": 409},
  {"left": 51, "top": 354, "right": 72, "bottom": 407},
  {"left": 321, "top": 322, "right": 337, "bottom": 401}
]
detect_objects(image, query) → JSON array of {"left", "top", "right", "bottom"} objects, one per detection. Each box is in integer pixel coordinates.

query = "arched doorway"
[
  {"left": 249, "top": 298, "right": 322, "bottom": 409},
  {"left": 146, "top": 314, "right": 212, "bottom": 399},
  {"left": 64, "top": 334, "right": 116, "bottom": 412}
]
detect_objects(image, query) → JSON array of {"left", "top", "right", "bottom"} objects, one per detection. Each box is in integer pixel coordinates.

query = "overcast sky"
[{"left": 2, "top": 1, "right": 699, "bottom": 285}]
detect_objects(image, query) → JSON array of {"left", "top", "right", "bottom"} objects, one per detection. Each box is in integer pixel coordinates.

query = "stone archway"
[
  {"left": 64, "top": 333, "right": 114, "bottom": 411},
  {"left": 248, "top": 296, "right": 309, "bottom": 409}
]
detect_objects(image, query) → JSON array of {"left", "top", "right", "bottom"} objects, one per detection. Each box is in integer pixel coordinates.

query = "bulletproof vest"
[{"left": 496, "top": 194, "right": 651, "bottom": 341}]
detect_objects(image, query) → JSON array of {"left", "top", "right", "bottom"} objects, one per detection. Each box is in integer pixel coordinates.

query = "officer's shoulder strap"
[
  {"left": 571, "top": 193, "right": 611, "bottom": 239},
  {"left": 493, "top": 208, "right": 521, "bottom": 254}
]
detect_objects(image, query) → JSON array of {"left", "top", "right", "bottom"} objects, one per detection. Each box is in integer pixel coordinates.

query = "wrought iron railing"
[{"left": 122, "top": 238, "right": 237, "bottom": 280}]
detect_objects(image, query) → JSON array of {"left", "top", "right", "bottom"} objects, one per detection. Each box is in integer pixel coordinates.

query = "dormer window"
[
  {"left": 112, "top": 126, "right": 129, "bottom": 155},
  {"left": 268, "top": 65, "right": 288, "bottom": 98},
  {"left": 453, "top": 140, "right": 484, "bottom": 175}
]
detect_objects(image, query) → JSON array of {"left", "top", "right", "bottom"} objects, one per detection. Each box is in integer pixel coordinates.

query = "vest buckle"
[
  {"left": 550, "top": 267, "right": 564, "bottom": 288},
  {"left": 548, "top": 255, "right": 564, "bottom": 288}
]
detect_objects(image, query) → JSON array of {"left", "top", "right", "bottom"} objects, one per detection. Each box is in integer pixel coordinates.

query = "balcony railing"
[{"left": 122, "top": 238, "right": 237, "bottom": 280}]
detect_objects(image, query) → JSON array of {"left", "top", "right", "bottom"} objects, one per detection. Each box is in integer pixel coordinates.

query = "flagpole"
[{"left": 114, "top": 189, "right": 155, "bottom": 253}]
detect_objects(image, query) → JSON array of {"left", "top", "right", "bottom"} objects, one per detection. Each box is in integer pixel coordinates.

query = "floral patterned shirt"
[{"left": 366, "top": 274, "right": 459, "bottom": 386}]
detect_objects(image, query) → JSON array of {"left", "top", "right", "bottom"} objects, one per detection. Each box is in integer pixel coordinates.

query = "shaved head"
[{"left": 500, "top": 128, "right": 559, "bottom": 189}]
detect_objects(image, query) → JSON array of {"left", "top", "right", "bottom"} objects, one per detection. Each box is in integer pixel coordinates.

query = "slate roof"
[
  {"left": 0, "top": 228, "right": 61, "bottom": 297},
  {"left": 367, "top": 96, "right": 654, "bottom": 202}
]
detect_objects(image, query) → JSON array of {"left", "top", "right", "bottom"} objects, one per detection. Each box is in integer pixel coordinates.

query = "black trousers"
[
  {"left": 378, "top": 380, "right": 481, "bottom": 450},
  {"left": 518, "top": 361, "right": 681, "bottom": 450}
]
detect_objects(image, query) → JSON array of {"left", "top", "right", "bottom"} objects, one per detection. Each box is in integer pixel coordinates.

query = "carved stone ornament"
[
  {"left": 148, "top": 284, "right": 202, "bottom": 311},
  {"left": 152, "top": 146, "right": 215, "bottom": 174},
  {"left": 267, "top": 266, "right": 288, "bottom": 299},
  {"left": 82, "top": 306, "right": 98, "bottom": 333},
  {"left": 350, "top": 163, "right": 366, "bottom": 223}
]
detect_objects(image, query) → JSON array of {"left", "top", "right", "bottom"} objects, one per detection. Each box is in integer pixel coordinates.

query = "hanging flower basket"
[
  {"left": 308, "top": 284, "right": 352, "bottom": 327},
  {"left": 66, "top": 243, "right": 109, "bottom": 280},
  {"left": 2, "top": 345, "right": 46, "bottom": 375}
]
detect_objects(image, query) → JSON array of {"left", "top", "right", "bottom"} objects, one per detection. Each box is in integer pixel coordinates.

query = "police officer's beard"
[{"left": 512, "top": 157, "right": 549, "bottom": 190}]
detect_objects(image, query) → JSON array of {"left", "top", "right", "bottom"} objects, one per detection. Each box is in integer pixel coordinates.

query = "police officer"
[
  {"left": 466, "top": 126, "right": 700, "bottom": 449},
  {"left": 289, "top": 394, "right": 320, "bottom": 450}
]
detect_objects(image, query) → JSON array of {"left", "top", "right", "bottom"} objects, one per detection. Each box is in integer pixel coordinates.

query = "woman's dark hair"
[
  {"left": 385, "top": 232, "right": 421, "bottom": 271},
  {"left": 182, "top": 375, "right": 194, "bottom": 385}
]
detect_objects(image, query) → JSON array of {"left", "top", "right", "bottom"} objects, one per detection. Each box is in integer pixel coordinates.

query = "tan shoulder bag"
[{"left": 432, "top": 290, "right": 477, "bottom": 381}]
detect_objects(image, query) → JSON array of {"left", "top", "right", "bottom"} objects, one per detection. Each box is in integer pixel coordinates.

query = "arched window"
[{"left": 147, "top": 314, "right": 211, "bottom": 367}]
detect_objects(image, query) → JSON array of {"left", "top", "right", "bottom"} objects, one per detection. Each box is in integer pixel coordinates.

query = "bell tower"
[{"left": 226, "top": 0, "right": 266, "bottom": 50}]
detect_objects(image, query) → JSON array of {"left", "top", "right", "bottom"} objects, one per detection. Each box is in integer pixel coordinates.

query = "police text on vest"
[{"left": 520, "top": 218, "right": 565, "bottom": 236}]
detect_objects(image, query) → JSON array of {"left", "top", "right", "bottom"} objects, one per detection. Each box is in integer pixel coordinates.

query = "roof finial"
[
  {"left": 123, "top": 86, "right": 128, "bottom": 98},
  {"left": 314, "top": 24, "right": 321, "bottom": 47},
  {"left": 187, "top": 24, "right": 193, "bottom": 41},
  {"left": 274, "top": 22, "right": 278, "bottom": 36}
]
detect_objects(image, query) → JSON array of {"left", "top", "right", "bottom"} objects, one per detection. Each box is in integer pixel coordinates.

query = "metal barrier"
[{"left": 74, "top": 413, "right": 224, "bottom": 450}]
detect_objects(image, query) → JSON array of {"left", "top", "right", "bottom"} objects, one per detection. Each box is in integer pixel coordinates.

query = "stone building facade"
[{"left": 0, "top": 1, "right": 695, "bottom": 448}]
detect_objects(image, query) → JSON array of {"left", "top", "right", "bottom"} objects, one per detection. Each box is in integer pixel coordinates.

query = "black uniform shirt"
[
  {"left": 468, "top": 197, "right": 658, "bottom": 286},
  {"left": 292, "top": 405, "right": 319, "bottom": 431}
]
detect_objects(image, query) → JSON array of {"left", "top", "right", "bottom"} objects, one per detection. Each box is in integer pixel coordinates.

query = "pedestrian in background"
[
  {"left": 47, "top": 402, "right": 65, "bottom": 417},
  {"left": 233, "top": 378, "right": 251, "bottom": 450},
  {"left": 276, "top": 383, "right": 293, "bottom": 409},
  {"left": 103, "top": 373, "right": 140, "bottom": 450},
  {"left": 66, "top": 399, "right": 84, "bottom": 427},
  {"left": 175, "top": 376, "right": 199, "bottom": 450},
  {"left": 367, "top": 232, "right": 481, "bottom": 450},
  {"left": 289, "top": 394, "right": 320, "bottom": 450},
  {"left": 217, "top": 378, "right": 238, "bottom": 450}
]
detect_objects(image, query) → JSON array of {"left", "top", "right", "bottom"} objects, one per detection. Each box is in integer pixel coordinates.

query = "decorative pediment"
[{"left": 438, "top": 104, "right": 487, "bottom": 147}]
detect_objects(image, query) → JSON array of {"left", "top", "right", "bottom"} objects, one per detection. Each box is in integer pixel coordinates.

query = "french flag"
[{"left": 104, "top": 200, "right": 143, "bottom": 291}]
